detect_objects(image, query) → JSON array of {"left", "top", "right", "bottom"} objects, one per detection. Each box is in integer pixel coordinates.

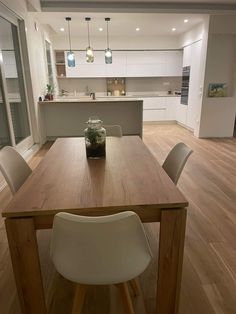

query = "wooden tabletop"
[{"left": 2, "top": 136, "right": 188, "bottom": 218}]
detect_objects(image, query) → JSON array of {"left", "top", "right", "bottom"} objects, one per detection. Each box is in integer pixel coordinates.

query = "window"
[{"left": 0, "top": 15, "right": 31, "bottom": 148}]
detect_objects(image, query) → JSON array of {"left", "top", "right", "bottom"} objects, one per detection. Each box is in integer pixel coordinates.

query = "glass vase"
[{"left": 84, "top": 117, "right": 106, "bottom": 158}]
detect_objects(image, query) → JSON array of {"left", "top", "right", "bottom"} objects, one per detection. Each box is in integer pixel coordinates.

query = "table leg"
[
  {"left": 5, "top": 217, "right": 47, "bottom": 314},
  {"left": 156, "top": 208, "right": 187, "bottom": 314}
]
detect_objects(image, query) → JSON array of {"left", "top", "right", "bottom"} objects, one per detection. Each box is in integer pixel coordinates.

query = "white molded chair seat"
[
  {"left": 162, "top": 142, "right": 193, "bottom": 185},
  {"left": 104, "top": 125, "right": 123, "bottom": 137},
  {"left": 51, "top": 211, "right": 152, "bottom": 285},
  {"left": 0, "top": 146, "right": 32, "bottom": 194},
  {"left": 51, "top": 211, "right": 152, "bottom": 313}
]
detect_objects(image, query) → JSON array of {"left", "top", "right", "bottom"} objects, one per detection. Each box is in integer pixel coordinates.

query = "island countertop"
[{"left": 39, "top": 98, "right": 143, "bottom": 104}]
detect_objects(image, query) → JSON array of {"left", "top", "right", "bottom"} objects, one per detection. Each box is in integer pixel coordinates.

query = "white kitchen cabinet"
[
  {"left": 2, "top": 50, "right": 17, "bottom": 78},
  {"left": 106, "top": 51, "right": 126, "bottom": 77},
  {"left": 64, "top": 50, "right": 183, "bottom": 78},
  {"left": 65, "top": 51, "right": 126, "bottom": 78},
  {"left": 165, "top": 97, "right": 179, "bottom": 120},
  {"left": 143, "top": 97, "right": 166, "bottom": 109},
  {"left": 143, "top": 109, "right": 166, "bottom": 121},
  {"left": 143, "top": 97, "right": 165, "bottom": 122},
  {"left": 126, "top": 50, "right": 182, "bottom": 77},
  {"left": 143, "top": 96, "right": 180, "bottom": 122}
]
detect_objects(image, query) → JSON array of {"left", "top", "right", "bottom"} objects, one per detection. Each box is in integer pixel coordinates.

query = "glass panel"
[
  {"left": 0, "top": 75, "right": 11, "bottom": 149},
  {"left": 0, "top": 16, "right": 30, "bottom": 145}
]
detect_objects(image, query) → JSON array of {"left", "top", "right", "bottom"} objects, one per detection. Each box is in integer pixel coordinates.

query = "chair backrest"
[
  {"left": 50, "top": 211, "right": 152, "bottom": 285},
  {"left": 0, "top": 146, "right": 32, "bottom": 194},
  {"left": 104, "top": 125, "right": 123, "bottom": 137},
  {"left": 162, "top": 142, "right": 193, "bottom": 185}
]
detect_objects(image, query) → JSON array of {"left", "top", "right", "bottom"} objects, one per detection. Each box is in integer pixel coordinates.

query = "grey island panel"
[{"left": 41, "top": 100, "right": 143, "bottom": 139}]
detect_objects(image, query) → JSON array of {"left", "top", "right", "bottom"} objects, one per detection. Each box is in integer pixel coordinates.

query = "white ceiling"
[{"left": 35, "top": 12, "right": 204, "bottom": 37}]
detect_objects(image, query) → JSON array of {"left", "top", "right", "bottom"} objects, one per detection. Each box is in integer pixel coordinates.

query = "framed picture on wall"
[{"left": 208, "top": 83, "right": 227, "bottom": 97}]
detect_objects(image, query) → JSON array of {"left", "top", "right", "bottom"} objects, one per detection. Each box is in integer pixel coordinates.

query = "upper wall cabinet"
[
  {"left": 126, "top": 51, "right": 182, "bottom": 77},
  {"left": 64, "top": 50, "right": 183, "bottom": 78}
]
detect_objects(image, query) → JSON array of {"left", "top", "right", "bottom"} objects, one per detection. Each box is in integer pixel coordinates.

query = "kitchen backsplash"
[{"left": 57, "top": 77, "right": 181, "bottom": 95}]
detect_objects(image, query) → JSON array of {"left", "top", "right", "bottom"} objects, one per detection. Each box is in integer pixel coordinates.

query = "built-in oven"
[{"left": 181, "top": 66, "right": 191, "bottom": 105}]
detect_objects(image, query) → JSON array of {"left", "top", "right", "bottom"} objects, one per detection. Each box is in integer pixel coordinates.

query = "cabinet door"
[
  {"left": 106, "top": 51, "right": 126, "bottom": 77},
  {"left": 143, "top": 97, "right": 166, "bottom": 109},
  {"left": 143, "top": 109, "right": 166, "bottom": 121},
  {"left": 164, "top": 51, "right": 183, "bottom": 76},
  {"left": 165, "top": 97, "right": 180, "bottom": 120},
  {"left": 126, "top": 51, "right": 182, "bottom": 77},
  {"left": 126, "top": 51, "right": 165, "bottom": 77}
]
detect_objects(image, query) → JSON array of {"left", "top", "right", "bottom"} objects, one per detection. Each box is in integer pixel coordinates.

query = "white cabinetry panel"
[
  {"left": 143, "top": 96, "right": 180, "bottom": 121},
  {"left": 143, "top": 109, "right": 166, "bottom": 121},
  {"left": 65, "top": 50, "right": 183, "bottom": 78}
]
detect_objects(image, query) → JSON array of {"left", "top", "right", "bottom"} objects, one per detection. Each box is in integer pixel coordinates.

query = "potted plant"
[
  {"left": 45, "top": 84, "right": 54, "bottom": 101},
  {"left": 84, "top": 117, "right": 106, "bottom": 158}
]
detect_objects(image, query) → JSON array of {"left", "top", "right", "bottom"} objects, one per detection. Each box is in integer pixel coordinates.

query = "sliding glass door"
[
  {"left": 0, "top": 14, "right": 32, "bottom": 151},
  {"left": 0, "top": 72, "right": 11, "bottom": 149}
]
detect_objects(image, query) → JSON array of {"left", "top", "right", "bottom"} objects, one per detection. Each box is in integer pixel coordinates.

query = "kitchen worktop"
[
  {"left": 39, "top": 93, "right": 180, "bottom": 103},
  {"left": 39, "top": 98, "right": 143, "bottom": 103}
]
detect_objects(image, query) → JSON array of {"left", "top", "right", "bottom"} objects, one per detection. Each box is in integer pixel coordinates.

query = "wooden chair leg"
[
  {"left": 129, "top": 278, "right": 140, "bottom": 297},
  {"left": 117, "top": 282, "right": 135, "bottom": 314},
  {"left": 71, "top": 284, "right": 88, "bottom": 314}
]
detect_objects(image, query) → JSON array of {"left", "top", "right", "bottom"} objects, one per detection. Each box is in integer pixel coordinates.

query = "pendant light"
[
  {"left": 105, "top": 17, "right": 112, "bottom": 64},
  {"left": 85, "top": 17, "right": 94, "bottom": 63},
  {"left": 65, "top": 17, "right": 75, "bottom": 67}
]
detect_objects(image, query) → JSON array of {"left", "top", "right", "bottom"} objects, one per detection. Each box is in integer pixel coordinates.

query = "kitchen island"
[{"left": 39, "top": 98, "right": 143, "bottom": 142}]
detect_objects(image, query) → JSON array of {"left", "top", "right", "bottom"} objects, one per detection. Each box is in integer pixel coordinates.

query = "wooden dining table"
[{"left": 2, "top": 136, "right": 188, "bottom": 314}]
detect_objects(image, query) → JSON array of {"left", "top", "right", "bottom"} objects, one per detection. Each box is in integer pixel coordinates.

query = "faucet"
[
  {"left": 60, "top": 89, "right": 69, "bottom": 97},
  {"left": 90, "top": 92, "right": 96, "bottom": 100}
]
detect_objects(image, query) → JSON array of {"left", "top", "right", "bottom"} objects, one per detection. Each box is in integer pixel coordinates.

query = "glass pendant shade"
[
  {"left": 66, "top": 17, "right": 75, "bottom": 67},
  {"left": 105, "top": 17, "right": 112, "bottom": 64},
  {"left": 85, "top": 17, "right": 94, "bottom": 63},
  {"left": 105, "top": 48, "right": 112, "bottom": 64},
  {"left": 86, "top": 46, "right": 94, "bottom": 63},
  {"left": 67, "top": 51, "right": 75, "bottom": 67}
]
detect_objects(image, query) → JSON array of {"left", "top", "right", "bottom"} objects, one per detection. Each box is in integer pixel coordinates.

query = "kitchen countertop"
[
  {"left": 39, "top": 93, "right": 180, "bottom": 103},
  {"left": 39, "top": 98, "right": 143, "bottom": 104}
]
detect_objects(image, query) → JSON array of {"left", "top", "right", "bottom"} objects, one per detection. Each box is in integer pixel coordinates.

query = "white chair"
[
  {"left": 104, "top": 125, "right": 123, "bottom": 137},
  {"left": 50, "top": 211, "right": 152, "bottom": 314},
  {"left": 162, "top": 142, "right": 193, "bottom": 185},
  {"left": 0, "top": 146, "right": 32, "bottom": 194}
]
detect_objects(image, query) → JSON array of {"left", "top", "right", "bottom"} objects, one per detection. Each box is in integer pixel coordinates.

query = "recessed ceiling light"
[
  {"left": 60, "top": 27, "right": 65, "bottom": 32},
  {"left": 136, "top": 27, "right": 140, "bottom": 31},
  {"left": 172, "top": 28, "right": 176, "bottom": 32},
  {"left": 99, "top": 27, "right": 103, "bottom": 32},
  {"left": 184, "top": 19, "right": 189, "bottom": 23}
]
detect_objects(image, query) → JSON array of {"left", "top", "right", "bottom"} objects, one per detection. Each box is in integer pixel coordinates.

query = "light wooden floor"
[{"left": 0, "top": 124, "right": 236, "bottom": 314}]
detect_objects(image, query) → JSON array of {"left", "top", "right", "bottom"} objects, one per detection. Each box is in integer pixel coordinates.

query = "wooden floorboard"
[{"left": 0, "top": 124, "right": 236, "bottom": 313}]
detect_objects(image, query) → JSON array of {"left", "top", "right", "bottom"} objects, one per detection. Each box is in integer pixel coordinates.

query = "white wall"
[
  {"left": 198, "top": 15, "right": 236, "bottom": 138},
  {"left": 25, "top": 14, "right": 56, "bottom": 143},
  {"left": 52, "top": 34, "right": 181, "bottom": 50}
]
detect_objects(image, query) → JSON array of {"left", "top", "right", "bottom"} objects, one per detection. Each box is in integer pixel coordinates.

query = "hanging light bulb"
[
  {"left": 105, "top": 17, "right": 112, "bottom": 64},
  {"left": 85, "top": 17, "right": 94, "bottom": 63},
  {"left": 65, "top": 17, "right": 75, "bottom": 67}
]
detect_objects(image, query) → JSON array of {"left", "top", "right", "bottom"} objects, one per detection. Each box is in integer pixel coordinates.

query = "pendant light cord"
[
  {"left": 106, "top": 20, "right": 109, "bottom": 49},
  {"left": 67, "top": 19, "right": 72, "bottom": 52},
  {"left": 87, "top": 20, "right": 91, "bottom": 47}
]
